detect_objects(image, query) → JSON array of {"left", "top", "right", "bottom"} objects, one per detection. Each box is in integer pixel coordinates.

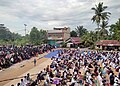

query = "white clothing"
[
  {"left": 20, "top": 81, "right": 26, "bottom": 86},
  {"left": 98, "top": 75, "right": 103, "bottom": 86}
]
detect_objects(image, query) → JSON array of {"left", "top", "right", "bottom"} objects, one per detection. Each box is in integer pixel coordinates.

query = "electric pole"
[
  {"left": 24, "top": 24, "right": 27, "bottom": 36},
  {"left": 24, "top": 24, "right": 27, "bottom": 45}
]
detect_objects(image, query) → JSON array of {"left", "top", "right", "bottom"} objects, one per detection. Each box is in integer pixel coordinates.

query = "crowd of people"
[
  {"left": 14, "top": 49, "right": 120, "bottom": 86},
  {"left": 0, "top": 44, "right": 55, "bottom": 70}
]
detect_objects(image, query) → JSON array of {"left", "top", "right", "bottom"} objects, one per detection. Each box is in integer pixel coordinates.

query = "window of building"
[{"left": 48, "top": 34, "right": 51, "bottom": 37}]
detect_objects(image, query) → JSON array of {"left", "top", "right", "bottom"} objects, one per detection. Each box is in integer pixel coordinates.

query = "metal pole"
[
  {"left": 24, "top": 24, "right": 27, "bottom": 36},
  {"left": 24, "top": 24, "right": 27, "bottom": 45}
]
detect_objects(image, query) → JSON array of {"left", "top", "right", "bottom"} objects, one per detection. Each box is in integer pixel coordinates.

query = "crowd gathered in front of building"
[
  {"left": 12, "top": 49, "right": 120, "bottom": 86},
  {"left": 0, "top": 44, "right": 55, "bottom": 70}
]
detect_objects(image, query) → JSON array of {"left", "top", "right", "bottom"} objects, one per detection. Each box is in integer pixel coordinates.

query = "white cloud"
[{"left": 0, "top": 0, "right": 120, "bottom": 35}]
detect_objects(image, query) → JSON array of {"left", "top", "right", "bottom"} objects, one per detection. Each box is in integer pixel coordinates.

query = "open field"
[
  {"left": 0, "top": 48, "right": 119, "bottom": 86},
  {"left": 0, "top": 52, "right": 51, "bottom": 86}
]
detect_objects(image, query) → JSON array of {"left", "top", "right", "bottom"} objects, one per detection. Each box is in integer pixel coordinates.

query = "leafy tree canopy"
[
  {"left": 75, "top": 26, "right": 88, "bottom": 37},
  {"left": 70, "top": 30, "right": 77, "bottom": 37},
  {"left": 109, "top": 18, "right": 120, "bottom": 41},
  {"left": 30, "top": 27, "right": 47, "bottom": 45}
]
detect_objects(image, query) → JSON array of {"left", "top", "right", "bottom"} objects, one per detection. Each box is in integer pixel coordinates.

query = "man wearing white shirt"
[
  {"left": 23, "top": 76, "right": 29, "bottom": 85},
  {"left": 20, "top": 79, "right": 26, "bottom": 86},
  {"left": 71, "top": 76, "right": 77, "bottom": 86},
  {"left": 97, "top": 74, "right": 103, "bottom": 86}
]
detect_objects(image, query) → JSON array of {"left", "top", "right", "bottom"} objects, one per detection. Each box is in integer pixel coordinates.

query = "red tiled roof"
[
  {"left": 96, "top": 40, "right": 120, "bottom": 46},
  {"left": 71, "top": 37, "right": 81, "bottom": 44}
]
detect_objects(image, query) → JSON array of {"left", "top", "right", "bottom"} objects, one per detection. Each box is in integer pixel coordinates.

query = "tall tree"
[
  {"left": 30, "top": 27, "right": 47, "bottom": 45},
  {"left": 91, "top": 2, "right": 111, "bottom": 30},
  {"left": 81, "top": 32, "right": 94, "bottom": 47},
  {"left": 70, "top": 30, "right": 77, "bottom": 37},
  {"left": 30, "top": 27, "right": 40, "bottom": 45},
  {"left": 109, "top": 18, "right": 120, "bottom": 41},
  {"left": 75, "top": 26, "right": 87, "bottom": 37},
  {"left": 99, "top": 21, "right": 109, "bottom": 39},
  {"left": 39, "top": 29, "right": 47, "bottom": 43},
  {"left": 0, "top": 27, "right": 12, "bottom": 41}
]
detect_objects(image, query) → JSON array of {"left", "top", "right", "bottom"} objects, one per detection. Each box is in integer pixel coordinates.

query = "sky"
[{"left": 0, "top": 0, "right": 120, "bottom": 35}]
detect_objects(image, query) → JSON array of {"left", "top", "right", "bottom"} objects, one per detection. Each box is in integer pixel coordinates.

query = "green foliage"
[
  {"left": 81, "top": 18, "right": 120, "bottom": 48},
  {"left": 100, "top": 21, "right": 109, "bottom": 29},
  {"left": 99, "top": 29, "right": 108, "bottom": 39},
  {"left": 75, "top": 26, "right": 87, "bottom": 37},
  {"left": 30, "top": 27, "right": 40, "bottom": 45},
  {"left": 0, "top": 25, "right": 47, "bottom": 46},
  {"left": 0, "top": 27, "right": 21, "bottom": 45},
  {"left": 91, "top": 2, "right": 111, "bottom": 29},
  {"left": 30, "top": 27, "right": 47, "bottom": 45},
  {"left": 109, "top": 18, "right": 120, "bottom": 41},
  {"left": 81, "top": 32, "right": 94, "bottom": 47},
  {"left": 0, "top": 28, "right": 12, "bottom": 40},
  {"left": 70, "top": 30, "right": 77, "bottom": 37},
  {"left": 12, "top": 33, "right": 21, "bottom": 40},
  {"left": 15, "top": 37, "right": 27, "bottom": 45},
  {"left": 39, "top": 29, "right": 47, "bottom": 43},
  {"left": 61, "top": 42, "right": 67, "bottom": 48},
  {"left": 91, "top": 2, "right": 111, "bottom": 40},
  {"left": 0, "top": 2, "right": 119, "bottom": 48}
]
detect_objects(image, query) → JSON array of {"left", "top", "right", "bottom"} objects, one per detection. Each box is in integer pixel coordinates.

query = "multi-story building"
[{"left": 47, "top": 27, "right": 70, "bottom": 45}]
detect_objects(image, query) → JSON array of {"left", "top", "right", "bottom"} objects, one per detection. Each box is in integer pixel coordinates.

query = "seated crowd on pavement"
[
  {"left": 0, "top": 44, "right": 55, "bottom": 70},
  {"left": 15, "top": 49, "right": 120, "bottom": 86}
]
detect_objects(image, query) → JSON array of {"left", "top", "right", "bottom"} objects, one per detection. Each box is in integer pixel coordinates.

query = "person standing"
[
  {"left": 34, "top": 58, "right": 36, "bottom": 66},
  {"left": 109, "top": 73, "right": 115, "bottom": 86},
  {"left": 20, "top": 79, "right": 26, "bottom": 86}
]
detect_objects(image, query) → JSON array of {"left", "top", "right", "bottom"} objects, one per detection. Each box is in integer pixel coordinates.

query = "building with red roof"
[
  {"left": 66, "top": 37, "right": 81, "bottom": 47},
  {"left": 96, "top": 40, "right": 120, "bottom": 50}
]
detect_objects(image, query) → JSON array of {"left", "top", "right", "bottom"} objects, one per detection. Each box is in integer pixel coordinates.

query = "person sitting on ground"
[
  {"left": 17, "top": 83, "right": 20, "bottom": 86},
  {"left": 20, "top": 79, "right": 25, "bottom": 86}
]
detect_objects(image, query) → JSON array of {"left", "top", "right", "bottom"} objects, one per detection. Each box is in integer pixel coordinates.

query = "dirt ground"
[
  {"left": 0, "top": 48, "right": 60, "bottom": 86},
  {"left": 0, "top": 56, "right": 48, "bottom": 86}
]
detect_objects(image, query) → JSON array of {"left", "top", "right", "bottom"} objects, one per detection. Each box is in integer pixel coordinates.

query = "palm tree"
[
  {"left": 81, "top": 32, "right": 94, "bottom": 47},
  {"left": 70, "top": 30, "right": 77, "bottom": 37},
  {"left": 100, "top": 21, "right": 109, "bottom": 29},
  {"left": 75, "top": 26, "right": 87, "bottom": 37},
  {"left": 110, "top": 18, "right": 120, "bottom": 41},
  {"left": 100, "top": 21, "right": 109, "bottom": 38},
  {"left": 91, "top": 2, "right": 111, "bottom": 30}
]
